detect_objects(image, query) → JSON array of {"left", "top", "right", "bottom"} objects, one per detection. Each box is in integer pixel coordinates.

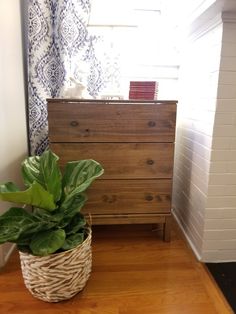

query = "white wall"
[
  {"left": 172, "top": 0, "right": 236, "bottom": 262},
  {"left": 172, "top": 17, "right": 223, "bottom": 259},
  {"left": 202, "top": 13, "right": 236, "bottom": 261},
  {"left": 0, "top": 0, "right": 28, "bottom": 267}
]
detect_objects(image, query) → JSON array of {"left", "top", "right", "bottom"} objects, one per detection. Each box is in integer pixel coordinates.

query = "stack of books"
[{"left": 129, "top": 81, "right": 158, "bottom": 100}]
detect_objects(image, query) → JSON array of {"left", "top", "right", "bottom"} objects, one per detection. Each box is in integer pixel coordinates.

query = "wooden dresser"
[{"left": 47, "top": 99, "right": 177, "bottom": 241}]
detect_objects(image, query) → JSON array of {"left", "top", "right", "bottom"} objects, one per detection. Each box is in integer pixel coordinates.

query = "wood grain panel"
[
  {"left": 47, "top": 102, "right": 176, "bottom": 143},
  {"left": 51, "top": 143, "right": 174, "bottom": 179},
  {"left": 82, "top": 179, "right": 172, "bottom": 215},
  {"left": 47, "top": 99, "right": 177, "bottom": 238}
]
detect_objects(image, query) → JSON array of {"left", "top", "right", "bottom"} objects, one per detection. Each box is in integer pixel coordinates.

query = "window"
[{"left": 88, "top": 0, "right": 179, "bottom": 99}]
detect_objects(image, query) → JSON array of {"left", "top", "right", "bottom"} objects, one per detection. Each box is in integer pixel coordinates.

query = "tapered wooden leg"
[{"left": 163, "top": 216, "right": 171, "bottom": 242}]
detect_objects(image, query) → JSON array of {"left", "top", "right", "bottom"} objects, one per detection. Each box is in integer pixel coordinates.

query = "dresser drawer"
[
  {"left": 82, "top": 179, "right": 172, "bottom": 215},
  {"left": 51, "top": 143, "right": 174, "bottom": 179},
  {"left": 48, "top": 102, "right": 176, "bottom": 143}
]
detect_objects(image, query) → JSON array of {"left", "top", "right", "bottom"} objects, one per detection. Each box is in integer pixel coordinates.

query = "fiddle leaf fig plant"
[{"left": 0, "top": 150, "right": 104, "bottom": 256}]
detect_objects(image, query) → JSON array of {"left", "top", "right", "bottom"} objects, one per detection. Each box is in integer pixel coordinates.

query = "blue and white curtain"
[{"left": 28, "top": 0, "right": 104, "bottom": 155}]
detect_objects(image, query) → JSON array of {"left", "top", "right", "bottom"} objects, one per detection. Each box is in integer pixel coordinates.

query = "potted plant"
[{"left": 0, "top": 149, "right": 104, "bottom": 302}]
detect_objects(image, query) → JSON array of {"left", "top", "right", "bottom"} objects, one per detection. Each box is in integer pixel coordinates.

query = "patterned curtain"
[{"left": 28, "top": 0, "right": 104, "bottom": 155}]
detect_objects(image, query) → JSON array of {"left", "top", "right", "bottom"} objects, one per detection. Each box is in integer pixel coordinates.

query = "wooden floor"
[{"left": 0, "top": 220, "right": 233, "bottom": 314}]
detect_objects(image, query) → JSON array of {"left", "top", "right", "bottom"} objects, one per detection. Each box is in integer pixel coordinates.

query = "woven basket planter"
[{"left": 19, "top": 228, "right": 92, "bottom": 302}]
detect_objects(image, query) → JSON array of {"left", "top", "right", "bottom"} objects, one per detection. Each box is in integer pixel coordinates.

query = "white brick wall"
[
  {"left": 202, "top": 17, "right": 236, "bottom": 261},
  {"left": 173, "top": 10, "right": 236, "bottom": 262},
  {"left": 172, "top": 19, "right": 223, "bottom": 259}
]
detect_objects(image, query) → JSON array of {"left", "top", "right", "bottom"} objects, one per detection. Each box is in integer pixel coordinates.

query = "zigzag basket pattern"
[{"left": 19, "top": 228, "right": 92, "bottom": 302}]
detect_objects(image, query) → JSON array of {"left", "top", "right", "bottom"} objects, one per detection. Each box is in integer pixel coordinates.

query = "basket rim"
[{"left": 18, "top": 226, "right": 92, "bottom": 258}]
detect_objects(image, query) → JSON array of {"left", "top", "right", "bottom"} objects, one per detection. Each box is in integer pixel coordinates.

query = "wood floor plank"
[{"left": 0, "top": 220, "right": 233, "bottom": 314}]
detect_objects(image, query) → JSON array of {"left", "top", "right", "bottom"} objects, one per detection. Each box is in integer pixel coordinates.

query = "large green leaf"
[
  {"left": 0, "top": 207, "right": 40, "bottom": 244},
  {"left": 62, "top": 232, "right": 84, "bottom": 251},
  {"left": 0, "top": 207, "right": 58, "bottom": 245},
  {"left": 64, "top": 213, "right": 86, "bottom": 235},
  {"left": 59, "top": 194, "right": 86, "bottom": 228},
  {"left": 62, "top": 159, "right": 104, "bottom": 201},
  {"left": 0, "top": 181, "right": 56, "bottom": 210},
  {"left": 30, "top": 229, "right": 66, "bottom": 256},
  {"left": 33, "top": 207, "right": 64, "bottom": 223},
  {"left": 21, "top": 150, "right": 62, "bottom": 202},
  {"left": 21, "top": 155, "right": 40, "bottom": 186}
]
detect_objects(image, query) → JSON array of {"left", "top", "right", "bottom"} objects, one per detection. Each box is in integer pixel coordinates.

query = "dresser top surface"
[{"left": 47, "top": 98, "right": 178, "bottom": 105}]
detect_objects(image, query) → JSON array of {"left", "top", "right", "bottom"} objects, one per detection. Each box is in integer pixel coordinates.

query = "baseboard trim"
[{"left": 172, "top": 209, "right": 202, "bottom": 261}]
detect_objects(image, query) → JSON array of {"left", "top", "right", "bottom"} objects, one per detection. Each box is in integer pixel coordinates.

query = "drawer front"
[
  {"left": 48, "top": 103, "right": 176, "bottom": 143},
  {"left": 82, "top": 179, "right": 172, "bottom": 215},
  {"left": 51, "top": 143, "right": 174, "bottom": 179}
]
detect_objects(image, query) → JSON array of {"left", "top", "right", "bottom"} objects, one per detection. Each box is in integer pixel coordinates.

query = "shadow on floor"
[{"left": 206, "top": 263, "right": 236, "bottom": 313}]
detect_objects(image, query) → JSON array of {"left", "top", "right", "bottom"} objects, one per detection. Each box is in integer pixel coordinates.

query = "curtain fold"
[{"left": 28, "top": 0, "right": 104, "bottom": 155}]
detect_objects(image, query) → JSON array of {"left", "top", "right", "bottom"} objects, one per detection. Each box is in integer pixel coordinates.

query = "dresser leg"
[{"left": 163, "top": 217, "right": 171, "bottom": 242}]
